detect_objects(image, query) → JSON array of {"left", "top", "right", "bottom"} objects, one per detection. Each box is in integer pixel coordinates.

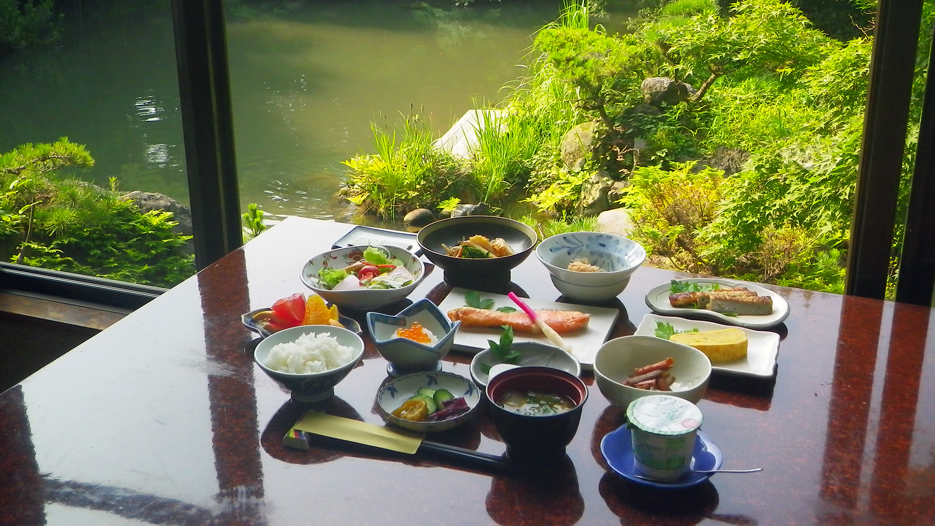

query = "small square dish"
[
  {"left": 634, "top": 313, "right": 780, "bottom": 378},
  {"left": 333, "top": 226, "right": 419, "bottom": 254}
]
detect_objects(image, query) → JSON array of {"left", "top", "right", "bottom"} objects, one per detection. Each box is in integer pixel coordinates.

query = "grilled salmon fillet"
[{"left": 447, "top": 307, "right": 589, "bottom": 334}]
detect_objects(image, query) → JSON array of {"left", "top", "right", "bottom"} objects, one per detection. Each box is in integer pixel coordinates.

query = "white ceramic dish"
[
  {"left": 366, "top": 299, "right": 461, "bottom": 376},
  {"left": 644, "top": 278, "right": 790, "bottom": 329},
  {"left": 253, "top": 325, "right": 365, "bottom": 403},
  {"left": 376, "top": 371, "right": 481, "bottom": 433},
  {"left": 634, "top": 313, "right": 780, "bottom": 378},
  {"left": 300, "top": 245, "right": 425, "bottom": 311},
  {"left": 594, "top": 335, "right": 711, "bottom": 411},
  {"left": 435, "top": 287, "right": 620, "bottom": 370},
  {"left": 470, "top": 341, "right": 581, "bottom": 388},
  {"left": 536, "top": 232, "right": 646, "bottom": 285}
]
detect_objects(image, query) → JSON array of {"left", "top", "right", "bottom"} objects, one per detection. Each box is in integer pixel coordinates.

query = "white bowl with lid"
[{"left": 626, "top": 394, "right": 704, "bottom": 481}]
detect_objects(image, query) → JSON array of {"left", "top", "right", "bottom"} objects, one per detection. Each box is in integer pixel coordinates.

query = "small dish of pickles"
[{"left": 376, "top": 371, "right": 481, "bottom": 433}]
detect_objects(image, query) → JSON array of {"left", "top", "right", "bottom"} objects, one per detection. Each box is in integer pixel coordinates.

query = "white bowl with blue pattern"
[
  {"left": 536, "top": 232, "right": 645, "bottom": 301},
  {"left": 376, "top": 371, "right": 481, "bottom": 433}
]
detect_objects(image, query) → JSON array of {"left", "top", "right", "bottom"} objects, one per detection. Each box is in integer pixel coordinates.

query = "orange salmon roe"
[{"left": 397, "top": 322, "right": 432, "bottom": 344}]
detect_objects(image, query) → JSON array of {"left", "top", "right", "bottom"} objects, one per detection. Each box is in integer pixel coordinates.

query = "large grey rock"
[
  {"left": 597, "top": 208, "right": 635, "bottom": 238},
  {"left": 640, "top": 77, "right": 694, "bottom": 105},
  {"left": 578, "top": 171, "right": 614, "bottom": 216},
  {"left": 404, "top": 208, "right": 435, "bottom": 229},
  {"left": 606, "top": 180, "right": 631, "bottom": 206},
  {"left": 561, "top": 121, "right": 599, "bottom": 172},
  {"left": 121, "top": 191, "right": 193, "bottom": 236}
]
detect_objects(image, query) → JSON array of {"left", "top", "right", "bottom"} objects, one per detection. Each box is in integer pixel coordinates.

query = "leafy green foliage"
[
  {"left": 242, "top": 202, "right": 267, "bottom": 240},
  {"left": 534, "top": 27, "right": 654, "bottom": 128},
  {"left": 644, "top": 0, "right": 831, "bottom": 101},
  {"left": 0, "top": 0, "right": 61, "bottom": 51},
  {"left": 621, "top": 162, "right": 725, "bottom": 273},
  {"left": 0, "top": 139, "right": 195, "bottom": 288},
  {"left": 342, "top": 111, "right": 466, "bottom": 219}
]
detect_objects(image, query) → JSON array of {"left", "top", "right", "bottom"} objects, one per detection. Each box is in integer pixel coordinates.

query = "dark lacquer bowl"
[
  {"left": 416, "top": 216, "right": 538, "bottom": 288},
  {"left": 486, "top": 366, "right": 588, "bottom": 461}
]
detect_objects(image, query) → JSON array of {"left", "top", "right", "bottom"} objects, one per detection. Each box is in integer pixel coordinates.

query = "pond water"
[{"left": 0, "top": 1, "right": 635, "bottom": 228}]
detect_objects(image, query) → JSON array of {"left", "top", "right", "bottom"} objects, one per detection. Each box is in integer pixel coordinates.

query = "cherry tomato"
[
  {"left": 391, "top": 399, "right": 428, "bottom": 422},
  {"left": 271, "top": 293, "right": 305, "bottom": 325}
]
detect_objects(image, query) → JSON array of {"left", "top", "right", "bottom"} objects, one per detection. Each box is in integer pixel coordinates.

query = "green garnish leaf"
[
  {"left": 496, "top": 306, "right": 517, "bottom": 313},
  {"left": 654, "top": 321, "right": 699, "bottom": 340},
  {"left": 465, "top": 290, "right": 496, "bottom": 310},
  {"left": 487, "top": 325, "right": 519, "bottom": 365},
  {"left": 465, "top": 290, "right": 481, "bottom": 308}
]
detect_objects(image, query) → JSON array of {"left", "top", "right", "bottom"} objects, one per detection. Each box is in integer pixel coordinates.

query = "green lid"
[{"left": 626, "top": 394, "right": 703, "bottom": 436}]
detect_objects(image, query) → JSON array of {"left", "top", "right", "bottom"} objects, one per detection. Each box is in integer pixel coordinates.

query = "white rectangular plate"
[
  {"left": 635, "top": 313, "right": 780, "bottom": 378},
  {"left": 437, "top": 287, "right": 620, "bottom": 370}
]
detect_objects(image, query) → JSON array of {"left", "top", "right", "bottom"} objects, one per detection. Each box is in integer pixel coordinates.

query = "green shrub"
[
  {"left": 342, "top": 112, "right": 467, "bottom": 219},
  {"left": 0, "top": 139, "right": 195, "bottom": 288},
  {"left": 660, "top": 0, "right": 718, "bottom": 18},
  {"left": 0, "top": 0, "right": 61, "bottom": 51}
]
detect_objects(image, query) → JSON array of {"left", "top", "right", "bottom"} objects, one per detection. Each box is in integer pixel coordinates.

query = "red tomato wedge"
[{"left": 271, "top": 293, "right": 305, "bottom": 325}]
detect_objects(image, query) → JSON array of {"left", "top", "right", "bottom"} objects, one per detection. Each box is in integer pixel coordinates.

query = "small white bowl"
[
  {"left": 300, "top": 245, "right": 426, "bottom": 311},
  {"left": 593, "top": 335, "right": 711, "bottom": 411},
  {"left": 536, "top": 232, "right": 645, "bottom": 300},
  {"left": 376, "top": 371, "right": 482, "bottom": 433},
  {"left": 548, "top": 274, "right": 631, "bottom": 303},
  {"left": 254, "top": 325, "right": 365, "bottom": 403},
  {"left": 367, "top": 299, "right": 460, "bottom": 375},
  {"left": 470, "top": 342, "right": 582, "bottom": 388}
]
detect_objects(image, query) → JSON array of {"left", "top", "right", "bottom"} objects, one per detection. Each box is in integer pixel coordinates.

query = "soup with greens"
[{"left": 496, "top": 390, "right": 576, "bottom": 416}]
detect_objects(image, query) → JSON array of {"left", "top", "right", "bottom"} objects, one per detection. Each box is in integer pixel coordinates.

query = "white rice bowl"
[{"left": 263, "top": 332, "right": 356, "bottom": 374}]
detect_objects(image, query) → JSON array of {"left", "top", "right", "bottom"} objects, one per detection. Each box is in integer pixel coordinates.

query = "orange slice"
[{"left": 303, "top": 294, "right": 331, "bottom": 325}]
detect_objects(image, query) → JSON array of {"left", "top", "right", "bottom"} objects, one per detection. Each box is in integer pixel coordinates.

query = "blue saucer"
[{"left": 600, "top": 425, "right": 723, "bottom": 489}]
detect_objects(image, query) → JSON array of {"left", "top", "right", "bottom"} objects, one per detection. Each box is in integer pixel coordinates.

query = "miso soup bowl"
[{"left": 486, "top": 366, "right": 588, "bottom": 460}]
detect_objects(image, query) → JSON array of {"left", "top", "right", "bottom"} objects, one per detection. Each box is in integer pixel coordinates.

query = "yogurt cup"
[{"left": 626, "top": 394, "right": 703, "bottom": 481}]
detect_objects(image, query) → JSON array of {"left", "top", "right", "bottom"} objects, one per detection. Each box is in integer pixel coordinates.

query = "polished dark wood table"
[{"left": 2, "top": 216, "right": 933, "bottom": 526}]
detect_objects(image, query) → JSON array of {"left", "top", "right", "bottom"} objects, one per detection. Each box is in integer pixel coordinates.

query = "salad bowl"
[{"left": 300, "top": 245, "right": 426, "bottom": 310}]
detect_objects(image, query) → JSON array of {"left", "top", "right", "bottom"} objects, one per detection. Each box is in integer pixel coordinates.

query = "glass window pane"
[{"left": 0, "top": 0, "right": 195, "bottom": 289}]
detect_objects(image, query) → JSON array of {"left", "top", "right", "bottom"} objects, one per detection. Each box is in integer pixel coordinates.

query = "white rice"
[{"left": 264, "top": 332, "right": 356, "bottom": 374}]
